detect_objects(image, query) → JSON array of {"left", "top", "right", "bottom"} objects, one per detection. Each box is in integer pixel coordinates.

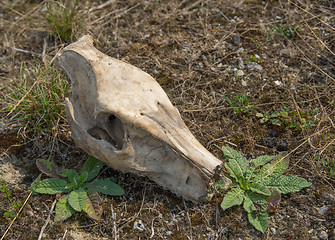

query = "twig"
[
  {"left": 183, "top": 200, "right": 193, "bottom": 240},
  {"left": 0, "top": 191, "right": 32, "bottom": 240},
  {"left": 111, "top": 203, "right": 118, "bottom": 240},
  {"left": 89, "top": 0, "right": 116, "bottom": 12},
  {"left": 1, "top": 45, "right": 41, "bottom": 56},
  {"left": 7, "top": 76, "right": 40, "bottom": 117},
  {"left": 38, "top": 198, "right": 57, "bottom": 240}
]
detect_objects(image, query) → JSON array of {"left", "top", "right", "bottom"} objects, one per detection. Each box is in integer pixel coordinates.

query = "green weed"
[
  {"left": 316, "top": 154, "right": 335, "bottom": 179},
  {"left": 226, "top": 95, "right": 253, "bottom": 115},
  {"left": 0, "top": 180, "right": 22, "bottom": 218},
  {"left": 31, "top": 157, "right": 124, "bottom": 222},
  {"left": 267, "top": 23, "right": 299, "bottom": 41},
  {"left": 256, "top": 106, "right": 318, "bottom": 131},
  {"left": 216, "top": 147, "right": 311, "bottom": 233}
]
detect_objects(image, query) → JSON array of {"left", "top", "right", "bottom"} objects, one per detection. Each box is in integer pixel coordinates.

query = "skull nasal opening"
[{"left": 87, "top": 113, "right": 125, "bottom": 151}]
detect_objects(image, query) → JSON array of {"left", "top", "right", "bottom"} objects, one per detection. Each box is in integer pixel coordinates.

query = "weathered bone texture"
[{"left": 55, "top": 35, "right": 226, "bottom": 202}]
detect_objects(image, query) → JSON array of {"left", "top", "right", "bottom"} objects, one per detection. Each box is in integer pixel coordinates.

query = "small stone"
[
  {"left": 270, "top": 228, "right": 276, "bottom": 234},
  {"left": 165, "top": 231, "right": 172, "bottom": 236},
  {"left": 241, "top": 80, "right": 247, "bottom": 86},
  {"left": 236, "top": 70, "right": 244, "bottom": 77},
  {"left": 247, "top": 62, "right": 263, "bottom": 71},
  {"left": 217, "top": 63, "right": 222, "bottom": 68},
  {"left": 237, "top": 58, "right": 244, "bottom": 68},
  {"left": 232, "top": 35, "right": 241, "bottom": 45},
  {"left": 274, "top": 80, "right": 282, "bottom": 86},
  {"left": 198, "top": 62, "right": 204, "bottom": 68},
  {"left": 319, "top": 230, "right": 328, "bottom": 240},
  {"left": 133, "top": 220, "right": 146, "bottom": 232},
  {"left": 318, "top": 205, "right": 329, "bottom": 215}
]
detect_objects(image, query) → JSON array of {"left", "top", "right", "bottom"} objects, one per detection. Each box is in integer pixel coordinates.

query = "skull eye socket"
[{"left": 87, "top": 114, "right": 125, "bottom": 151}]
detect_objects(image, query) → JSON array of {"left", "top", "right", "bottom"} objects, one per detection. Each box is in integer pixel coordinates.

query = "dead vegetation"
[{"left": 0, "top": 0, "right": 334, "bottom": 239}]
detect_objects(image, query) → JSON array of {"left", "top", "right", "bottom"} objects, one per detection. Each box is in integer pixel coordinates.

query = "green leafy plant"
[
  {"left": 226, "top": 95, "right": 254, "bottom": 115},
  {"left": 218, "top": 146, "right": 311, "bottom": 233},
  {"left": 31, "top": 157, "right": 124, "bottom": 222},
  {"left": 0, "top": 180, "right": 22, "bottom": 218}
]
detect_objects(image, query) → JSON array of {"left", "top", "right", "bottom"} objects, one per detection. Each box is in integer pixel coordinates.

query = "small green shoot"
[
  {"left": 226, "top": 95, "right": 254, "bottom": 115},
  {"left": 218, "top": 146, "right": 312, "bottom": 233},
  {"left": 31, "top": 157, "right": 124, "bottom": 222},
  {"left": 0, "top": 180, "right": 22, "bottom": 218}
]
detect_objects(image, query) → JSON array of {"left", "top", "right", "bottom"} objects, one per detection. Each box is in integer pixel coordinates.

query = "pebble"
[
  {"left": 247, "top": 62, "right": 263, "bottom": 71},
  {"left": 241, "top": 80, "right": 247, "bottom": 86},
  {"left": 274, "top": 80, "right": 283, "bottom": 86},
  {"left": 318, "top": 230, "right": 328, "bottom": 240},
  {"left": 237, "top": 57, "right": 245, "bottom": 68},
  {"left": 232, "top": 35, "right": 241, "bottom": 45},
  {"left": 236, "top": 70, "right": 244, "bottom": 77},
  {"left": 133, "top": 220, "right": 146, "bottom": 232},
  {"left": 318, "top": 205, "right": 328, "bottom": 215},
  {"left": 270, "top": 228, "right": 276, "bottom": 234}
]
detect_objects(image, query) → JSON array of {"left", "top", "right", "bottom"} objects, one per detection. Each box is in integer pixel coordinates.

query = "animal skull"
[{"left": 55, "top": 35, "right": 226, "bottom": 202}]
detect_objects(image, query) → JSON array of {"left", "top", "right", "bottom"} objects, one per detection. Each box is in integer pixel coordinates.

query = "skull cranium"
[{"left": 55, "top": 35, "right": 226, "bottom": 202}]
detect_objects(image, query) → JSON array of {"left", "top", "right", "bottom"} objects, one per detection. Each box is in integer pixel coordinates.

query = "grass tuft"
[{"left": 0, "top": 61, "right": 69, "bottom": 139}]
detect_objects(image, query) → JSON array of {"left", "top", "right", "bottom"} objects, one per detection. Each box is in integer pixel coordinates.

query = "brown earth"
[{"left": 0, "top": 0, "right": 334, "bottom": 239}]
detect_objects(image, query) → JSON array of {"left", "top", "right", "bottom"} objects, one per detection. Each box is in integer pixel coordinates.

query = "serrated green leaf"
[
  {"left": 243, "top": 194, "right": 254, "bottom": 213},
  {"left": 83, "top": 191, "right": 103, "bottom": 220},
  {"left": 54, "top": 195, "right": 75, "bottom": 222},
  {"left": 256, "top": 113, "right": 264, "bottom": 118},
  {"left": 251, "top": 155, "right": 275, "bottom": 168},
  {"left": 248, "top": 210, "right": 268, "bottom": 233},
  {"left": 36, "top": 159, "right": 62, "bottom": 179},
  {"left": 61, "top": 169, "right": 80, "bottom": 188},
  {"left": 244, "top": 192, "right": 268, "bottom": 233},
  {"left": 30, "top": 178, "right": 70, "bottom": 194},
  {"left": 225, "top": 160, "right": 245, "bottom": 183},
  {"left": 220, "top": 188, "right": 244, "bottom": 211},
  {"left": 81, "top": 156, "right": 105, "bottom": 182},
  {"left": 67, "top": 188, "right": 87, "bottom": 212},
  {"left": 254, "top": 155, "right": 289, "bottom": 182},
  {"left": 84, "top": 178, "right": 124, "bottom": 196},
  {"left": 78, "top": 171, "right": 89, "bottom": 186},
  {"left": 249, "top": 183, "right": 271, "bottom": 196},
  {"left": 243, "top": 192, "right": 267, "bottom": 212},
  {"left": 223, "top": 147, "right": 249, "bottom": 171},
  {"left": 261, "top": 175, "right": 312, "bottom": 194}
]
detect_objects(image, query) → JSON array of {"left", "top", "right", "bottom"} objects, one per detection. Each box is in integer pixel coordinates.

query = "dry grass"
[{"left": 0, "top": 0, "right": 334, "bottom": 239}]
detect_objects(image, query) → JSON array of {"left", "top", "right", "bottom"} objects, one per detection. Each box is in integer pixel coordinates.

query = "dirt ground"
[{"left": 0, "top": 0, "right": 335, "bottom": 239}]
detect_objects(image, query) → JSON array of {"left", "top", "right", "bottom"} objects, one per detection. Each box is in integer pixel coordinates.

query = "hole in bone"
[
  {"left": 87, "top": 114, "right": 125, "bottom": 150},
  {"left": 104, "top": 114, "right": 125, "bottom": 150},
  {"left": 185, "top": 176, "right": 190, "bottom": 184}
]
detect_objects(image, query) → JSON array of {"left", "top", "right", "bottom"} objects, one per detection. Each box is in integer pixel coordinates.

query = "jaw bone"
[{"left": 55, "top": 35, "right": 227, "bottom": 202}]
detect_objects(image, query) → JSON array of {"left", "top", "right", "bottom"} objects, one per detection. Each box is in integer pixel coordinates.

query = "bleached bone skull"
[{"left": 55, "top": 35, "right": 225, "bottom": 202}]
